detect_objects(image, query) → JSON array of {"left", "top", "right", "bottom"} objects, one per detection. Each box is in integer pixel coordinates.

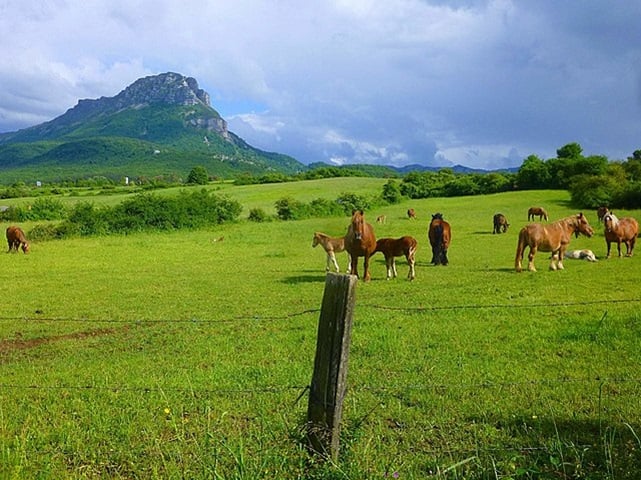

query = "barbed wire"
[{"left": 0, "top": 297, "right": 639, "bottom": 324}]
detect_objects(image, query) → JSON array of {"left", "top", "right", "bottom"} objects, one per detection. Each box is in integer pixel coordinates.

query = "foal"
[{"left": 374, "top": 236, "right": 417, "bottom": 280}]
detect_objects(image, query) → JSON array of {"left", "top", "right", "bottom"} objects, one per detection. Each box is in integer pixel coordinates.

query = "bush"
[{"left": 248, "top": 208, "right": 271, "bottom": 222}]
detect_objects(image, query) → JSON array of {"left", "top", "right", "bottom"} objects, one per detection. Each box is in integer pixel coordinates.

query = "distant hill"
[{"left": 0, "top": 72, "right": 304, "bottom": 183}]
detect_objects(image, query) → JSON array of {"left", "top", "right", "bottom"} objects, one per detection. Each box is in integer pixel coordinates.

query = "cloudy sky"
[{"left": 1, "top": 1, "right": 640, "bottom": 169}]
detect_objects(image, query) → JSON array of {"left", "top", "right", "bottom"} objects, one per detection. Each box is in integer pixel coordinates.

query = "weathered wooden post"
[{"left": 306, "top": 272, "right": 357, "bottom": 461}]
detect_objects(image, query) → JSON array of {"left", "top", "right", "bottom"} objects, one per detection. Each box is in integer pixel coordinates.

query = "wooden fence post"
[{"left": 306, "top": 272, "right": 358, "bottom": 461}]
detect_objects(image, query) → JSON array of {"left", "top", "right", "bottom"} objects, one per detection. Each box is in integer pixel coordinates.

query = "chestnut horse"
[
  {"left": 345, "top": 210, "right": 377, "bottom": 281},
  {"left": 312, "top": 232, "right": 350, "bottom": 273},
  {"left": 6, "top": 226, "right": 29, "bottom": 254},
  {"left": 515, "top": 213, "right": 594, "bottom": 272},
  {"left": 374, "top": 236, "right": 418, "bottom": 280},
  {"left": 528, "top": 206, "right": 548, "bottom": 221},
  {"left": 428, "top": 213, "right": 451, "bottom": 265},
  {"left": 407, "top": 208, "right": 417, "bottom": 220},
  {"left": 603, "top": 212, "right": 638, "bottom": 258}
]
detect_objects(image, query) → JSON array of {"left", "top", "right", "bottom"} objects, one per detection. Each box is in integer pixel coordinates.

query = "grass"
[{"left": 1, "top": 181, "right": 640, "bottom": 478}]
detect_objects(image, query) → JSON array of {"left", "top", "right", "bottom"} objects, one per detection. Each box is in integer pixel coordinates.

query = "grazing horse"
[
  {"left": 312, "top": 232, "right": 350, "bottom": 273},
  {"left": 428, "top": 213, "right": 451, "bottom": 265},
  {"left": 528, "top": 206, "right": 548, "bottom": 221},
  {"left": 374, "top": 236, "right": 418, "bottom": 280},
  {"left": 407, "top": 208, "right": 417, "bottom": 220},
  {"left": 345, "top": 210, "right": 377, "bottom": 281},
  {"left": 596, "top": 206, "right": 609, "bottom": 222},
  {"left": 515, "top": 213, "right": 594, "bottom": 272},
  {"left": 376, "top": 214, "right": 387, "bottom": 224},
  {"left": 493, "top": 213, "right": 509, "bottom": 234},
  {"left": 6, "top": 226, "right": 29, "bottom": 254},
  {"left": 603, "top": 212, "right": 638, "bottom": 258}
]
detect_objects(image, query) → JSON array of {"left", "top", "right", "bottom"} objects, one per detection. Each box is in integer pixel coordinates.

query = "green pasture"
[{"left": 1, "top": 182, "right": 640, "bottom": 479}]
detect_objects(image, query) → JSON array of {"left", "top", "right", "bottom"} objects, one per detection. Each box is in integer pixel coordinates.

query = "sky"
[{"left": 0, "top": 0, "right": 640, "bottom": 170}]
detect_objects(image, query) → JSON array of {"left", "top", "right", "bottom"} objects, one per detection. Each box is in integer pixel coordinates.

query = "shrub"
[{"left": 248, "top": 208, "right": 271, "bottom": 222}]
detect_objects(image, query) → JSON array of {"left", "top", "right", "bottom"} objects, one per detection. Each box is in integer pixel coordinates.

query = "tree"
[
  {"left": 516, "top": 155, "right": 550, "bottom": 189},
  {"left": 187, "top": 166, "right": 209, "bottom": 185},
  {"left": 557, "top": 142, "right": 583, "bottom": 159},
  {"left": 381, "top": 179, "right": 403, "bottom": 204}
]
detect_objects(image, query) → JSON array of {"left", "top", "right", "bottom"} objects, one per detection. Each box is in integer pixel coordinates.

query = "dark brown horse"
[
  {"left": 493, "top": 213, "right": 509, "bottom": 234},
  {"left": 6, "top": 226, "right": 29, "bottom": 253},
  {"left": 428, "top": 213, "right": 451, "bottom": 265},
  {"left": 515, "top": 213, "right": 594, "bottom": 272},
  {"left": 603, "top": 212, "right": 638, "bottom": 258},
  {"left": 374, "top": 236, "right": 418, "bottom": 280},
  {"left": 407, "top": 208, "right": 417, "bottom": 220},
  {"left": 597, "top": 206, "right": 609, "bottom": 222},
  {"left": 528, "top": 206, "right": 548, "bottom": 221},
  {"left": 345, "top": 210, "right": 377, "bottom": 281}
]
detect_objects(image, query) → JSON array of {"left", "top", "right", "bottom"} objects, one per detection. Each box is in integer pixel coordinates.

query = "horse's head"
[
  {"left": 432, "top": 213, "right": 444, "bottom": 221},
  {"left": 351, "top": 210, "right": 366, "bottom": 240},
  {"left": 603, "top": 212, "right": 619, "bottom": 233},
  {"left": 312, "top": 233, "right": 320, "bottom": 247},
  {"left": 574, "top": 212, "right": 594, "bottom": 238},
  {"left": 21, "top": 242, "right": 29, "bottom": 254}
]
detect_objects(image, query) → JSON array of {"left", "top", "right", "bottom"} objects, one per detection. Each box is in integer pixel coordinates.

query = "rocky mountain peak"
[{"left": 113, "top": 72, "right": 211, "bottom": 108}]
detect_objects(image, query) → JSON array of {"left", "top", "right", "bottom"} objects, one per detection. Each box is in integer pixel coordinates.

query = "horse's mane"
[{"left": 604, "top": 212, "right": 619, "bottom": 226}]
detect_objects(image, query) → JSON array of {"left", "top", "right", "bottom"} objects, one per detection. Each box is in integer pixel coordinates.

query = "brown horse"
[
  {"left": 493, "top": 213, "right": 509, "bottom": 234},
  {"left": 528, "top": 206, "right": 548, "bottom": 221},
  {"left": 603, "top": 212, "right": 638, "bottom": 258},
  {"left": 312, "top": 232, "right": 350, "bottom": 273},
  {"left": 6, "top": 226, "right": 29, "bottom": 254},
  {"left": 345, "top": 210, "right": 377, "bottom": 281},
  {"left": 515, "top": 213, "right": 594, "bottom": 272},
  {"left": 597, "top": 206, "right": 609, "bottom": 222},
  {"left": 374, "top": 236, "right": 417, "bottom": 280},
  {"left": 428, "top": 213, "right": 451, "bottom": 265},
  {"left": 407, "top": 208, "right": 417, "bottom": 220}
]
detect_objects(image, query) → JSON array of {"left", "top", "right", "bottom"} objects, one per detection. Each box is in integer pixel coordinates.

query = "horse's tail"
[{"left": 515, "top": 228, "right": 528, "bottom": 272}]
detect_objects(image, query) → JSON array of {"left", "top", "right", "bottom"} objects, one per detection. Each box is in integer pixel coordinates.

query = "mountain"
[{"left": 0, "top": 72, "right": 304, "bottom": 182}]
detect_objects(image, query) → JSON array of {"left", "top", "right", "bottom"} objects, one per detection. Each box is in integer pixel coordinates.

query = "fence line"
[
  {"left": 0, "top": 297, "right": 639, "bottom": 324},
  {"left": 1, "top": 375, "right": 639, "bottom": 396}
]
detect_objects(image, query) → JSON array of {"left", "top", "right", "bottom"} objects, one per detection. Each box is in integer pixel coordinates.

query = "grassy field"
[{"left": 1, "top": 180, "right": 640, "bottom": 479}]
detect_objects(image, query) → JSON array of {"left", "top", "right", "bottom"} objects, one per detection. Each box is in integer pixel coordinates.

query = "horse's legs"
[
  {"left": 606, "top": 240, "right": 612, "bottom": 258},
  {"left": 391, "top": 257, "right": 398, "bottom": 278},
  {"left": 345, "top": 254, "right": 352, "bottom": 274},
  {"left": 350, "top": 255, "right": 359, "bottom": 278},
  {"left": 441, "top": 248, "right": 449, "bottom": 266},
  {"left": 406, "top": 253, "right": 416, "bottom": 280},
  {"left": 527, "top": 247, "right": 537, "bottom": 271},
  {"left": 617, "top": 240, "right": 623, "bottom": 257},
  {"left": 629, "top": 237, "right": 636, "bottom": 256},
  {"left": 362, "top": 254, "right": 371, "bottom": 282},
  {"left": 329, "top": 252, "right": 340, "bottom": 272}
]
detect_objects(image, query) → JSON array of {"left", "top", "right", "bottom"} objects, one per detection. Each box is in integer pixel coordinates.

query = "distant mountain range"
[{"left": 0, "top": 72, "right": 304, "bottom": 182}]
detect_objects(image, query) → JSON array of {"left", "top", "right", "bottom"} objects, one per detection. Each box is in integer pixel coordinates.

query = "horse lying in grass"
[
  {"left": 312, "top": 231, "right": 350, "bottom": 273},
  {"left": 564, "top": 249, "right": 598, "bottom": 262},
  {"left": 374, "top": 236, "right": 417, "bottom": 280},
  {"left": 515, "top": 213, "right": 594, "bottom": 272},
  {"left": 603, "top": 212, "right": 638, "bottom": 258}
]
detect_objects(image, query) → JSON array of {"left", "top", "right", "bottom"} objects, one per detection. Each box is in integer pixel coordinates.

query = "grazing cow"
[
  {"left": 376, "top": 214, "right": 387, "bottom": 224},
  {"left": 528, "top": 206, "right": 548, "bottom": 221},
  {"left": 564, "top": 249, "right": 598, "bottom": 262},
  {"left": 374, "top": 236, "right": 418, "bottom": 280},
  {"left": 407, "top": 208, "right": 417, "bottom": 220},
  {"left": 428, "top": 213, "right": 451, "bottom": 265},
  {"left": 6, "top": 226, "right": 29, "bottom": 253},
  {"left": 492, "top": 213, "right": 509, "bottom": 234}
]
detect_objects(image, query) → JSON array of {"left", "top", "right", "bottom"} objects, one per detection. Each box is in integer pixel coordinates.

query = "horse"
[
  {"left": 312, "top": 231, "right": 350, "bottom": 273},
  {"left": 564, "top": 249, "right": 598, "bottom": 262},
  {"left": 492, "top": 213, "right": 509, "bottom": 234},
  {"left": 603, "top": 212, "right": 638, "bottom": 258},
  {"left": 376, "top": 215, "right": 387, "bottom": 224},
  {"left": 515, "top": 213, "right": 594, "bottom": 272},
  {"left": 344, "top": 210, "right": 377, "bottom": 281},
  {"left": 428, "top": 213, "right": 451, "bottom": 265},
  {"left": 528, "top": 206, "right": 548, "bottom": 221},
  {"left": 374, "top": 236, "right": 418, "bottom": 280},
  {"left": 596, "top": 206, "right": 609, "bottom": 222},
  {"left": 407, "top": 208, "right": 417, "bottom": 220},
  {"left": 6, "top": 226, "right": 29, "bottom": 254}
]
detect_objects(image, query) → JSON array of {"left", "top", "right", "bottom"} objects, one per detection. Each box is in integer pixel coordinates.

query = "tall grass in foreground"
[{"left": 0, "top": 185, "right": 640, "bottom": 478}]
